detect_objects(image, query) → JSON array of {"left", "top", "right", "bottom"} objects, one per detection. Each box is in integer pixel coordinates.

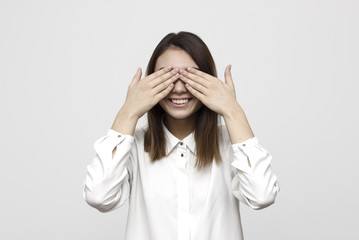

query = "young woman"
[{"left": 83, "top": 31, "right": 280, "bottom": 240}]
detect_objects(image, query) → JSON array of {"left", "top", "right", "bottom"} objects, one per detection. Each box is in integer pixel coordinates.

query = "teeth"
[{"left": 171, "top": 99, "right": 189, "bottom": 104}]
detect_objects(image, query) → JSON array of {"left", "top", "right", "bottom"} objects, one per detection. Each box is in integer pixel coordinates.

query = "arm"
[
  {"left": 230, "top": 135, "right": 280, "bottom": 209},
  {"left": 180, "top": 65, "right": 280, "bottom": 209},
  {"left": 83, "top": 129, "right": 134, "bottom": 212},
  {"left": 223, "top": 105, "right": 280, "bottom": 209},
  {"left": 83, "top": 66, "right": 180, "bottom": 212}
]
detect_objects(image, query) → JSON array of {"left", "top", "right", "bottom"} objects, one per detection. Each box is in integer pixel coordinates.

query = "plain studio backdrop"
[{"left": 1, "top": 0, "right": 358, "bottom": 239}]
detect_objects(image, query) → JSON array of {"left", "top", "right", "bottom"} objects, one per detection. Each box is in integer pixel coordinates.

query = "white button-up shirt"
[{"left": 83, "top": 123, "right": 280, "bottom": 240}]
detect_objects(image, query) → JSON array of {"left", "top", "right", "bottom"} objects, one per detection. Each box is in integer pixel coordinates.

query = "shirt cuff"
[
  {"left": 106, "top": 128, "right": 135, "bottom": 142},
  {"left": 232, "top": 136, "right": 259, "bottom": 155},
  {"left": 93, "top": 129, "right": 135, "bottom": 168},
  {"left": 231, "top": 136, "right": 260, "bottom": 173}
]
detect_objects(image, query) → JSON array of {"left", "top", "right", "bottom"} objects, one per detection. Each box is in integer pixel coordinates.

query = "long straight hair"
[{"left": 144, "top": 31, "right": 221, "bottom": 170}]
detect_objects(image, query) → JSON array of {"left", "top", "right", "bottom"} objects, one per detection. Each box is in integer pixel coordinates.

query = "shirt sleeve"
[
  {"left": 230, "top": 136, "right": 280, "bottom": 210},
  {"left": 82, "top": 129, "right": 135, "bottom": 213}
]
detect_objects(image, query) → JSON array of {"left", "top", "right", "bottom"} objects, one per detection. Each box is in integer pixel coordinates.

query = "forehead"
[{"left": 154, "top": 48, "right": 199, "bottom": 71}]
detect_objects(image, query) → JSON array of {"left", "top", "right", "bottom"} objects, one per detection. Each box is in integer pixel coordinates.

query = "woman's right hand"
[{"left": 123, "top": 66, "right": 179, "bottom": 119}]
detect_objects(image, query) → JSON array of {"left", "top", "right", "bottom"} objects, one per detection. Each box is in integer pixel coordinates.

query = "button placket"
[
  {"left": 176, "top": 141, "right": 189, "bottom": 172},
  {"left": 178, "top": 142, "right": 185, "bottom": 155},
  {"left": 175, "top": 141, "right": 190, "bottom": 240}
]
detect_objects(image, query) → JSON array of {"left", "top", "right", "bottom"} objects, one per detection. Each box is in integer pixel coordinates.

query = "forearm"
[
  {"left": 83, "top": 131, "right": 134, "bottom": 212},
  {"left": 223, "top": 103, "right": 255, "bottom": 144},
  {"left": 111, "top": 106, "right": 139, "bottom": 136},
  {"left": 227, "top": 105, "right": 280, "bottom": 209}
]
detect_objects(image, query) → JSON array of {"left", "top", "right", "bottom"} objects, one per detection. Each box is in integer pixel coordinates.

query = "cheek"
[
  {"left": 159, "top": 99, "right": 166, "bottom": 109},
  {"left": 192, "top": 99, "right": 203, "bottom": 110}
]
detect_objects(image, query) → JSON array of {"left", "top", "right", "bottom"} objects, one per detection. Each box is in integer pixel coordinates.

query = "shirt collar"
[{"left": 162, "top": 121, "right": 196, "bottom": 155}]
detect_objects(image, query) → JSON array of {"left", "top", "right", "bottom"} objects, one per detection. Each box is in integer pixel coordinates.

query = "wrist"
[
  {"left": 111, "top": 106, "right": 139, "bottom": 135},
  {"left": 222, "top": 104, "right": 255, "bottom": 143},
  {"left": 120, "top": 104, "right": 141, "bottom": 121},
  {"left": 222, "top": 102, "right": 243, "bottom": 120}
]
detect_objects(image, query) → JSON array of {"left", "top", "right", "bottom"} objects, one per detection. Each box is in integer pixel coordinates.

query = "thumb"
[
  {"left": 224, "top": 64, "right": 234, "bottom": 87},
  {"left": 129, "top": 67, "right": 142, "bottom": 87}
]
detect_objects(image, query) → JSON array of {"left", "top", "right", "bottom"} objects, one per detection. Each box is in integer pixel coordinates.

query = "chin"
[{"left": 166, "top": 112, "right": 197, "bottom": 120}]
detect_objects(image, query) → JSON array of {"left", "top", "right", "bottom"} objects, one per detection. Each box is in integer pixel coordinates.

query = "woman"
[{"left": 83, "top": 31, "right": 280, "bottom": 240}]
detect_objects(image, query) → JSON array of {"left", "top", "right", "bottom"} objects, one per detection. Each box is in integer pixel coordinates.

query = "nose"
[{"left": 171, "top": 79, "right": 187, "bottom": 93}]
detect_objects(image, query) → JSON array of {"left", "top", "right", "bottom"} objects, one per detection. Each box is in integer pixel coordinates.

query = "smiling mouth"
[{"left": 169, "top": 98, "right": 191, "bottom": 104}]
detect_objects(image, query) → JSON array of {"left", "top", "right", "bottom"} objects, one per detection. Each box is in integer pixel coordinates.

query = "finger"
[
  {"left": 180, "top": 69, "right": 209, "bottom": 87},
  {"left": 155, "top": 82, "right": 175, "bottom": 102},
  {"left": 152, "top": 72, "right": 179, "bottom": 94},
  {"left": 186, "top": 67, "right": 212, "bottom": 79},
  {"left": 149, "top": 68, "right": 179, "bottom": 88},
  {"left": 224, "top": 64, "right": 234, "bottom": 87},
  {"left": 129, "top": 67, "right": 142, "bottom": 88},
  {"left": 146, "top": 65, "right": 173, "bottom": 82},
  {"left": 179, "top": 74, "right": 208, "bottom": 95},
  {"left": 185, "top": 83, "right": 205, "bottom": 102}
]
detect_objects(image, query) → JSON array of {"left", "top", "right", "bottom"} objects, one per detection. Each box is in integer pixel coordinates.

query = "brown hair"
[{"left": 144, "top": 31, "right": 221, "bottom": 170}]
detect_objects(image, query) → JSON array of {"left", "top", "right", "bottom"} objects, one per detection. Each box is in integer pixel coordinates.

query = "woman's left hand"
[{"left": 179, "top": 65, "right": 239, "bottom": 117}]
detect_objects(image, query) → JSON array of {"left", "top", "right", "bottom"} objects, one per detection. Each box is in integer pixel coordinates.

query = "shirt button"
[
  {"left": 181, "top": 153, "right": 184, "bottom": 157},
  {"left": 180, "top": 142, "right": 183, "bottom": 146},
  {"left": 242, "top": 143, "right": 246, "bottom": 147},
  {"left": 118, "top": 134, "right": 122, "bottom": 138}
]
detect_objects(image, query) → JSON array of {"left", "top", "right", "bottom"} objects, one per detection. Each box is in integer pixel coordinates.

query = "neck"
[{"left": 163, "top": 114, "right": 197, "bottom": 140}]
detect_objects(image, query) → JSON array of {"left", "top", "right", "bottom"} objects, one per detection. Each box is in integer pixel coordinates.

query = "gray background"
[{"left": 1, "top": 0, "right": 358, "bottom": 239}]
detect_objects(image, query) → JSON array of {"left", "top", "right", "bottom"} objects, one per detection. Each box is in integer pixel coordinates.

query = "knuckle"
[
  {"left": 149, "top": 88, "right": 155, "bottom": 96},
  {"left": 159, "top": 74, "right": 167, "bottom": 82},
  {"left": 161, "top": 89, "right": 168, "bottom": 96},
  {"left": 161, "top": 82, "right": 167, "bottom": 88},
  {"left": 140, "top": 83, "right": 147, "bottom": 91},
  {"left": 172, "top": 74, "right": 179, "bottom": 80},
  {"left": 159, "top": 90, "right": 168, "bottom": 98}
]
